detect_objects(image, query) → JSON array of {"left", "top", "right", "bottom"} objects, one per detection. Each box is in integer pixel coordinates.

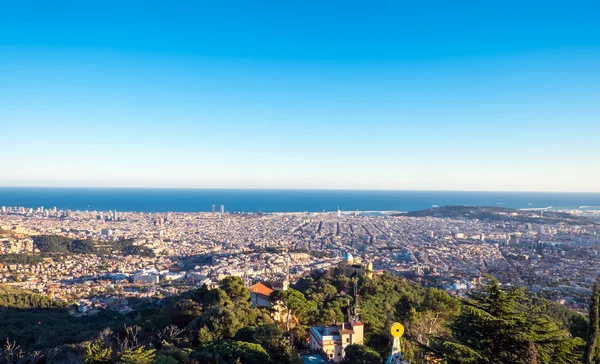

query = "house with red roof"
[{"left": 248, "top": 282, "right": 274, "bottom": 309}]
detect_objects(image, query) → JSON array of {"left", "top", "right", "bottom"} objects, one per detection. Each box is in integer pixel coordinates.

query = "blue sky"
[{"left": 1, "top": 1, "right": 599, "bottom": 191}]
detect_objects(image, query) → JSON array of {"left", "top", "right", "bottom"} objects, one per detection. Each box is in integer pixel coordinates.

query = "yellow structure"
[
  {"left": 386, "top": 322, "right": 407, "bottom": 364},
  {"left": 308, "top": 321, "right": 364, "bottom": 362},
  {"left": 338, "top": 253, "right": 374, "bottom": 279},
  {"left": 366, "top": 261, "right": 374, "bottom": 279},
  {"left": 308, "top": 277, "right": 366, "bottom": 362}
]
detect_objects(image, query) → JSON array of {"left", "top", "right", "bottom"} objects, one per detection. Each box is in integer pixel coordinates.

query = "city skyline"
[{"left": 2, "top": 1, "right": 599, "bottom": 192}]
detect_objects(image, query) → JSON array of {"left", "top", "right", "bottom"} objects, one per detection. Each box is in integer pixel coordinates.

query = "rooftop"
[{"left": 248, "top": 282, "right": 274, "bottom": 296}]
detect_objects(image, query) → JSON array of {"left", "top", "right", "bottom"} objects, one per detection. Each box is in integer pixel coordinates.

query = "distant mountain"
[{"left": 396, "top": 205, "right": 594, "bottom": 225}]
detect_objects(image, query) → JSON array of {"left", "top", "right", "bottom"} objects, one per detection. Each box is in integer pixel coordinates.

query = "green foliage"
[
  {"left": 177, "top": 283, "right": 274, "bottom": 348},
  {"left": 0, "top": 285, "right": 62, "bottom": 309},
  {"left": 167, "top": 298, "right": 203, "bottom": 327},
  {"left": 195, "top": 339, "right": 272, "bottom": 364},
  {"left": 272, "top": 288, "right": 317, "bottom": 323},
  {"left": 0, "top": 286, "right": 123, "bottom": 351},
  {"left": 119, "top": 347, "right": 156, "bottom": 364},
  {"left": 400, "top": 205, "right": 594, "bottom": 225},
  {"left": 219, "top": 276, "right": 250, "bottom": 307},
  {"left": 234, "top": 323, "right": 294, "bottom": 362},
  {"left": 295, "top": 271, "right": 460, "bottom": 360},
  {"left": 343, "top": 344, "right": 382, "bottom": 364},
  {"left": 85, "top": 337, "right": 113, "bottom": 364},
  {"left": 32, "top": 234, "right": 154, "bottom": 257},
  {"left": 0, "top": 254, "right": 44, "bottom": 265},
  {"left": 121, "top": 244, "right": 155, "bottom": 258},
  {"left": 528, "top": 296, "right": 588, "bottom": 340},
  {"left": 153, "top": 355, "right": 178, "bottom": 364},
  {"left": 34, "top": 235, "right": 95, "bottom": 254},
  {"left": 444, "top": 279, "right": 584, "bottom": 364},
  {"left": 585, "top": 278, "right": 600, "bottom": 364},
  {"left": 0, "top": 306, "right": 123, "bottom": 351},
  {"left": 191, "top": 306, "right": 245, "bottom": 342},
  {"left": 0, "top": 270, "right": 592, "bottom": 364}
]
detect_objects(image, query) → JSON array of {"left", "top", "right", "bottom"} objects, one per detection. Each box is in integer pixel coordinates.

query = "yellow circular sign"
[{"left": 390, "top": 322, "right": 404, "bottom": 337}]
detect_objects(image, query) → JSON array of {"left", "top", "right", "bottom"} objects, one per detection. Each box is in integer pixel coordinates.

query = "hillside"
[
  {"left": 0, "top": 273, "right": 589, "bottom": 364},
  {"left": 397, "top": 205, "right": 594, "bottom": 225}
]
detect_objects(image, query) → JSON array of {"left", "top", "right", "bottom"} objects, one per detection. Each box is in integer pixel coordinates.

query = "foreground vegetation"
[{"left": 0, "top": 270, "right": 594, "bottom": 363}]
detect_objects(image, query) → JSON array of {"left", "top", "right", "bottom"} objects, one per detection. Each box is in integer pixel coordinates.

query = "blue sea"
[{"left": 0, "top": 188, "right": 599, "bottom": 213}]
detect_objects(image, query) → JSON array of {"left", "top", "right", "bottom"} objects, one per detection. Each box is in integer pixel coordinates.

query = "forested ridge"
[
  {"left": 32, "top": 235, "right": 155, "bottom": 257},
  {"left": 0, "top": 272, "right": 595, "bottom": 364}
]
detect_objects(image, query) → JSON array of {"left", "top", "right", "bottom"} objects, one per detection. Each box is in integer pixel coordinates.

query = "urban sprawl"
[{"left": 1, "top": 205, "right": 599, "bottom": 315}]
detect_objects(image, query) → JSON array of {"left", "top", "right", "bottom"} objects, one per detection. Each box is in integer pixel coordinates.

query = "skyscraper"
[
  {"left": 220, "top": 204, "right": 225, "bottom": 214},
  {"left": 1, "top": 206, "right": 5, "bottom": 213},
  {"left": 212, "top": 204, "right": 216, "bottom": 213}
]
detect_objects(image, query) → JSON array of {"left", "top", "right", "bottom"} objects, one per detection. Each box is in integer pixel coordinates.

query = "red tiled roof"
[
  {"left": 352, "top": 321, "right": 363, "bottom": 326},
  {"left": 338, "top": 322, "right": 355, "bottom": 335},
  {"left": 248, "top": 282, "right": 274, "bottom": 296}
]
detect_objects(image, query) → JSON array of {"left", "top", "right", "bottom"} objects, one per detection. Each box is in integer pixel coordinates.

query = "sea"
[{"left": 0, "top": 188, "right": 599, "bottom": 213}]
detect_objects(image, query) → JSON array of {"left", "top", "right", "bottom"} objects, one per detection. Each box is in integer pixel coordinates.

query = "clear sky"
[{"left": 1, "top": 1, "right": 599, "bottom": 191}]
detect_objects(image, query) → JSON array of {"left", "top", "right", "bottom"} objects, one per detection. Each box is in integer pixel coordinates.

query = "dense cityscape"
[{"left": 1, "top": 204, "right": 599, "bottom": 314}]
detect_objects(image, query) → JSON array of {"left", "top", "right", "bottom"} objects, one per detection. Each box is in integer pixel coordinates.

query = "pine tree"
[
  {"left": 444, "top": 278, "right": 584, "bottom": 364},
  {"left": 585, "top": 278, "right": 600, "bottom": 364},
  {"left": 84, "top": 337, "right": 113, "bottom": 364},
  {"left": 118, "top": 347, "right": 156, "bottom": 364}
]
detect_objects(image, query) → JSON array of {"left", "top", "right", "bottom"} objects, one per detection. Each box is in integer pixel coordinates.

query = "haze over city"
[{"left": 2, "top": 1, "right": 599, "bottom": 191}]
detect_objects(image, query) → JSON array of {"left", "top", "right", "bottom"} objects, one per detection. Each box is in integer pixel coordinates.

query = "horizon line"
[{"left": 1, "top": 185, "right": 599, "bottom": 194}]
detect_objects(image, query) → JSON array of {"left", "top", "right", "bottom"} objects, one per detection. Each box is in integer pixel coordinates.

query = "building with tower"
[
  {"left": 248, "top": 254, "right": 290, "bottom": 308},
  {"left": 337, "top": 253, "right": 374, "bottom": 279},
  {"left": 220, "top": 204, "right": 225, "bottom": 213},
  {"left": 271, "top": 256, "right": 290, "bottom": 291},
  {"left": 308, "top": 280, "right": 364, "bottom": 362}
]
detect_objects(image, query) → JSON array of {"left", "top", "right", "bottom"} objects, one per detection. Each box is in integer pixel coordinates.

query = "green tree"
[
  {"left": 191, "top": 306, "right": 244, "bottom": 342},
  {"left": 169, "top": 298, "right": 203, "bottom": 327},
  {"left": 195, "top": 340, "right": 272, "bottom": 364},
  {"left": 119, "top": 347, "right": 156, "bottom": 364},
  {"left": 85, "top": 337, "right": 113, "bottom": 364},
  {"left": 343, "top": 344, "right": 382, "bottom": 364},
  {"left": 235, "top": 324, "right": 292, "bottom": 362},
  {"left": 585, "top": 278, "right": 600, "bottom": 364},
  {"left": 152, "top": 355, "right": 178, "bottom": 364},
  {"left": 272, "top": 288, "right": 316, "bottom": 324},
  {"left": 444, "top": 279, "right": 584, "bottom": 364},
  {"left": 219, "top": 277, "right": 250, "bottom": 307}
]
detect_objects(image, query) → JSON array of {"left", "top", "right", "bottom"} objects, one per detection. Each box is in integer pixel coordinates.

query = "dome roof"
[{"left": 343, "top": 252, "right": 354, "bottom": 262}]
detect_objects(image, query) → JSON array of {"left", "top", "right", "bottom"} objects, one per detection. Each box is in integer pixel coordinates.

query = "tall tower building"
[
  {"left": 1, "top": 206, "right": 5, "bottom": 213},
  {"left": 220, "top": 204, "right": 225, "bottom": 214},
  {"left": 212, "top": 204, "right": 216, "bottom": 213}
]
